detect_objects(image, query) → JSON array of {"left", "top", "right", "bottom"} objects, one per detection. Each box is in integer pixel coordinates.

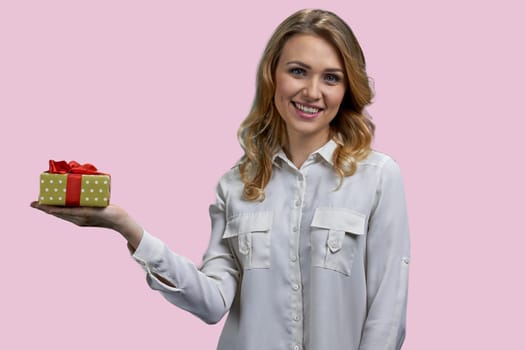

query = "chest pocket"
[
  {"left": 310, "top": 208, "right": 366, "bottom": 276},
  {"left": 223, "top": 211, "right": 273, "bottom": 269}
]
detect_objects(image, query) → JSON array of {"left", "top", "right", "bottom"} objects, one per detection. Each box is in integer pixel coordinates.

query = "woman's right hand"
[{"left": 30, "top": 201, "right": 144, "bottom": 250}]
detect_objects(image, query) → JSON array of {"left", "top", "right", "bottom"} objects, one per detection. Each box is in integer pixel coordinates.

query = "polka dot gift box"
[{"left": 38, "top": 160, "right": 110, "bottom": 207}]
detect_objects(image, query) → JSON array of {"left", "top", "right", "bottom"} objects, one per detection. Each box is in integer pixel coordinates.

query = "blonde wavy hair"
[{"left": 238, "top": 9, "right": 375, "bottom": 201}]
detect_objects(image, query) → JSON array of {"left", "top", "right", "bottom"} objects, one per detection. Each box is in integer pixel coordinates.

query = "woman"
[{"left": 32, "top": 9, "right": 410, "bottom": 350}]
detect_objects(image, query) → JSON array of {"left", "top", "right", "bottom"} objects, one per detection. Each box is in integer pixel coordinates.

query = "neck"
[{"left": 285, "top": 132, "right": 331, "bottom": 169}]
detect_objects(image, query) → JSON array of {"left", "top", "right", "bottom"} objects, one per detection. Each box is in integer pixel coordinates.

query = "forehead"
[{"left": 279, "top": 34, "right": 343, "bottom": 68}]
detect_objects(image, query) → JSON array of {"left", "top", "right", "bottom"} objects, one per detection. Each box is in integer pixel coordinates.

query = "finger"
[
  {"left": 31, "top": 201, "right": 45, "bottom": 210},
  {"left": 31, "top": 202, "right": 86, "bottom": 218},
  {"left": 31, "top": 202, "right": 59, "bottom": 214},
  {"left": 52, "top": 213, "right": 87, "bottom": 226},
  {"left": 52, "top": 212, "right": 101, "bottom": 226}
]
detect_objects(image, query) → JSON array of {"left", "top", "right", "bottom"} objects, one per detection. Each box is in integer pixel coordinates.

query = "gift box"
[{"left": 38, "top": 160, "right": 111, "bottom": 207}]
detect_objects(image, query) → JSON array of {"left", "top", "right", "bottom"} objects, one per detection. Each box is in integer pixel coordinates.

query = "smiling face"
[{"left": 274, "top": 34, "right": 346, "bottom": 149}]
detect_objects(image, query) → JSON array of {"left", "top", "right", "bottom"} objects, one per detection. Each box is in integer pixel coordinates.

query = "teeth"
[{"left": 295, "top": 102, "right": 319, "bottom": 114}]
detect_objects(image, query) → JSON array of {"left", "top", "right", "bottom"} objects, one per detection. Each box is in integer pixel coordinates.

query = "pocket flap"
[
  {"left": 223, "top": 211, "right": 273, "bottom": 238},
  {"left": 311, "top": 208, "right": 366, "bottom": 235},
  {"left": 327, "top": 229, "right": 345, "bottom": 253}
]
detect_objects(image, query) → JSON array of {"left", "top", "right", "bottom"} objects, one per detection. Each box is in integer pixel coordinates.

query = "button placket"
[{"left": 289, "top": 170, "right": 305, "bottom": 350}]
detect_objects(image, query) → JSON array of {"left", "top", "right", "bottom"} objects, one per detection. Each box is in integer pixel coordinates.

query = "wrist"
[{"left": 113, "top": 214, "right": 144, "bottom": 250}]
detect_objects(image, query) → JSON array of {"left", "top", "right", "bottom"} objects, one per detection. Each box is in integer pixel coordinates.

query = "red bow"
[{"left": 48, "top": 160, "right": 105, "bottom": 175}]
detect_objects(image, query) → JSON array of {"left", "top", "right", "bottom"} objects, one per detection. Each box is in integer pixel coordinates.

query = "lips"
[{"left": 293, "top": 101, "right": 323, "bottom": 119}]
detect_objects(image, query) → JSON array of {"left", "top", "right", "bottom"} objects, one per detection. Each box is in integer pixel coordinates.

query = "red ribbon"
[
  {"left": 48, "top": 160, "right": 105, "bottom": 175},
  {"left": 47, "top": 160, "right": 107, "bottom": 206}
]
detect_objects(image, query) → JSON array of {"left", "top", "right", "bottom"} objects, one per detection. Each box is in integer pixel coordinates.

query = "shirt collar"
[
  {"left": 272, "top": 139, "right": 337, "bottom": 167},
  {"left": 315, "top": 139, "right": 337, "bottom": 165}
]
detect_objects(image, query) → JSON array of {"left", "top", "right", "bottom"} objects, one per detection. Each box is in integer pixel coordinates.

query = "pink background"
[{"left": 1, "top": 0, "right": 524, "bottom": 348}]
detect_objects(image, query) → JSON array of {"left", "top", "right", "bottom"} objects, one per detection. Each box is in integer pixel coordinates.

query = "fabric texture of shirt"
[{"left": 132, "top": 140, "right": 410, "bottom": 350}]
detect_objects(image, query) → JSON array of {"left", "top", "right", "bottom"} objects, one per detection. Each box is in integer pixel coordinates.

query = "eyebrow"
[{"left": 286, "top": 61, "right": 344, "bottom": 74}]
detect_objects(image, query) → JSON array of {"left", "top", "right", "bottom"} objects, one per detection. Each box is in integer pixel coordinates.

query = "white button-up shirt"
[{"left": 132, "top": 140, "right": 410, "bottom": 350}]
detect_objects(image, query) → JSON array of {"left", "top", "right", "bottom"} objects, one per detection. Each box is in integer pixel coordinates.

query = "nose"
[{"left": 302, "top": 78, "right": 322, "bottom": 101}]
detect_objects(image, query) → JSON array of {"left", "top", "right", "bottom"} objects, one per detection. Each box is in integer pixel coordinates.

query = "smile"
[{"left": 293, "top": 102, "right": 322, "bottom": 114}]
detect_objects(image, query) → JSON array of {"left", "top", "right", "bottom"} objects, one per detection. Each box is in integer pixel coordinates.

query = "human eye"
[
  {"left": 289, "top": 67, "right": 306, "bottom": 77},
  {"left": 324, "top": 73, "right": 342, "bottom": 84}
]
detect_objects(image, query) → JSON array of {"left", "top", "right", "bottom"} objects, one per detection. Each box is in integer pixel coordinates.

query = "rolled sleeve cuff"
[
  {"left": 129, "top": 230, "right": 182, "bottom": 292},
  {"left": 132, "top": 230, "right": 164, "bottom": 264}
]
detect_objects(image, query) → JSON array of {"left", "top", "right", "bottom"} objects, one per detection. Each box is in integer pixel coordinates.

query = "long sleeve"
[
  {"left": 131, "top": 187, "right": 240, "bottom": 324},
  {"left": 359, "top": 157, "right": 411, "bottom": 350}
]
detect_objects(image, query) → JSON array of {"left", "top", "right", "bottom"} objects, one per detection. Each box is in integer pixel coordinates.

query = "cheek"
[
  {"left": 274, "top": 77, "right": 293, "bottom": 116},
  {"left": 329, "top": 88, "right": 346, "bottom": 108},
  {"left": 275, "top": 74, "right": 299, "bottom": 100}
]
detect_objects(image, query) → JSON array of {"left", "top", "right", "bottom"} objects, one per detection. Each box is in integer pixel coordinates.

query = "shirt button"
[
  {"left": 294, "top": 199, "right": 301, "bottom": 207},
  {"left": 292, "top": 226, "right": 298, "bottom": 233},
  {"left": 293, "top": 314, "right": 301, "bottom": 321},
  {"left": 293, "top": 345, "right": 300, "bottom": 350},
  {"left": 292, "top": 283, "right": 300, "bottom": 291},
  {"left": 290, "top": 254, "right": 297, "bottom": 262}
]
